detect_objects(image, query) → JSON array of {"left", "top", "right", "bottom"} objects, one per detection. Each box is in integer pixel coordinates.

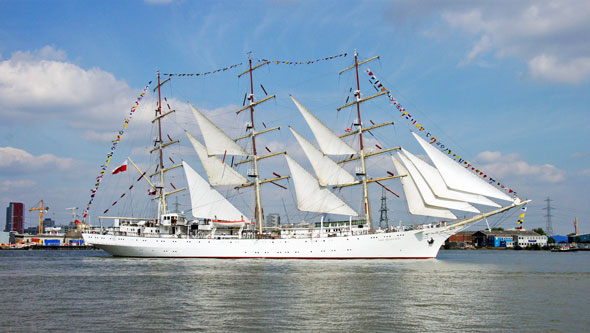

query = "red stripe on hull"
[{"left": 110, "top": 255, "right": 436, "bottom": 259}]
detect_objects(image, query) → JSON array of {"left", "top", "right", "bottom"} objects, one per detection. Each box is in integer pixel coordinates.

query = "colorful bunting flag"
[
  {"left": 97, "top": 167, "right": 155, "bottom": 215},
  {"left": 517, "top": 206, "right": 527, "bottom": 228},
  {"left": 83, "top": 80, "right": 152, "bottom": 221},
  {"left": 257, "top": 53, "right": 347, "bottom": 65},
  {"left": 163, "top": 63, "right": 243, "bottom": 77}
]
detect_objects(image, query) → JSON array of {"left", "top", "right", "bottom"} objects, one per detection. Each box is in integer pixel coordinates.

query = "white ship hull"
[{"left": 83, "top": 227, "right": 454, "bottom": 259}]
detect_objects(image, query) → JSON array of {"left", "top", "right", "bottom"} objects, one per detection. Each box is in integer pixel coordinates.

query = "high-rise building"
[
  {"left": 266, "top": 213, "right": 280, "bottom": 227},
  {"left": 5, "top": 202, "right": 24, "bottom": 233},
  {"left": 43, "top": 218, "right": 55, "bottom": 230}
]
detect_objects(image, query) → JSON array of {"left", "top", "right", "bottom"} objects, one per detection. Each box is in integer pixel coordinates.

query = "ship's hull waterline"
[{"left": 83, "top": 228, "right": 453, "bottom": 259}]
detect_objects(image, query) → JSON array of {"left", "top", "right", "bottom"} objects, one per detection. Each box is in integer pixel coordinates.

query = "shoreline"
[
  {"left": 445, "top": 247, "right": 590, "bottom": 251},
  {"left": 0, "top": 244, "right": 97, "bottom": 251}
]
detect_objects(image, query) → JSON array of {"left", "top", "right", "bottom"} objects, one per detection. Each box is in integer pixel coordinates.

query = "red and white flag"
[{"left": 112, "top": 160, "right": 128, "bottom": 175}]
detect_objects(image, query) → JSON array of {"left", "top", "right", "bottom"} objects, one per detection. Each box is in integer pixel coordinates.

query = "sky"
[{"left": 1, "top": 0, "right": 589, "bottom": 235}]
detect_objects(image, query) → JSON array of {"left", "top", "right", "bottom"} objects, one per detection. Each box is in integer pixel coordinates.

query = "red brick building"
[{"left": 448, "top": 231, "right": 474, "bottom": 246}]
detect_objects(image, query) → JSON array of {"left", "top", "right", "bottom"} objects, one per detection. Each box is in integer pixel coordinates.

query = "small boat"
[{"left": 551, "top": 245, "right": 578, "bottom": 252}]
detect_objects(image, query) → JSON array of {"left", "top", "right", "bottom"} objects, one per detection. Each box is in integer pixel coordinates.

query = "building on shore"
[
  {"left": 13, "top": 229, "right": 85, "bottom": 246},
  {"left": 5, "top": 202, "right": 24, "bottom": 234},
  {"left": 43, "top": 218, "right": 55, "bottom": 230},
  {"left": 266, "top": 213, "right": 280, "bottom": 227},
  {"left": 448, "top": 231, "right": 475, "bottom": 247},
  {"left": 569, "top": 233, "right": 590, "bottom": 243},
  {"left": 472, "top": 230, "right": 547, "bottom": 248},
  {"left": 515, "top": 231, "right": 548, "bottom": 247}
]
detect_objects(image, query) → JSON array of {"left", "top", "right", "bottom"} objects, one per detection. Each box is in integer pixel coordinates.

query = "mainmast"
[{"left": 235, "top": 54, "right": 287, "bottom": 235}]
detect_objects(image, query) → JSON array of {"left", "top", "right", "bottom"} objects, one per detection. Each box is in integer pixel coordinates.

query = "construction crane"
[
  {"left": 66, "top": 207, "right": 83, "bottom": 230},
  {"left": 66, "top": 207, "right": 78, "bottom": 221},
  {"left": 29, "top": 200, "right": 49, "bottom": 235}
]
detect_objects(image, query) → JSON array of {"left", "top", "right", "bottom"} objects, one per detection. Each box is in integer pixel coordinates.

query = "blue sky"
[{"left": 1, "top": 0, "right": 589, "bottom": 235}]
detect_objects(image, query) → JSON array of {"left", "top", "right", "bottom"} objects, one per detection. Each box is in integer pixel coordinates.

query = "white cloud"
[
  {"left": 0, "top": 46, "right": 141, "bottom": 134},
  {"left": 572, "top": 152, "right": 586, "bottom": 158},
  {"left": 528, "top": 54, "right": 590, "bottom": 84},
  {"left": 0, "top": 147, "right": 76, "bottom": 175},
  {"left": 83, "top": 130, "right": 121, "bottom": 143},
  {"left": 0, "top": 179, "right": 36, "bottom": 192},
  {"left": 579, "top": 169, "right": 590, "bottom": 176},
  {"left": 9, "top": 45, "right": 66, "bottom": 62},
  {"left": 475, "top": 151, "right": 565, "bottom": 183},
  {"left": 462, "top": 35, "right": 492, "bottom": 65},
  {"left": 436, "top": 1, "right": 590, "bottom": 83}
]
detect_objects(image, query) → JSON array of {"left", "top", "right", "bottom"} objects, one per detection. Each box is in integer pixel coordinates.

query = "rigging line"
[
  {"left": 489, "top": 208, "right": 516, "bottom": 229},
  {"left": 376, "top": 72, "right": 479, "bottom": 163}
]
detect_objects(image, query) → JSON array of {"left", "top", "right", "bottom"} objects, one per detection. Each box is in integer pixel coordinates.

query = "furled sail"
[
  {"left": 290, "top": 96, "right": 356, "bottom": 155},
  {"left": 397, "top": 150, "right": 479, "bottom": 213},
  {"left": 189, "top": 103, "right": 248, "bottom": 156},
  {"left": 185, "top": 131, "right": 248, "bottom": 186},
  {"left": 289, "top": 127, "right": 356, "bottom": 186},
  {"left": 183, "top": 161, "right": 250, "bottom": 222},
  {"left": 401, "top": 148, "right": 501, "bottom": 207},
  {"left": 284, "top": 155, "right": 358, "bottom": 216},
  {"left": 391, "top": 156, "right": 457, "bottom": 219},
  {"left": 412, "top": 132, "right": 514, "bottom": 202}
]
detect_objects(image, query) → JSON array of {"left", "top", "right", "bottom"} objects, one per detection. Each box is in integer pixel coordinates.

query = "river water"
[{"left": 0, "top": 249, "right": 588, "bottom": 332}]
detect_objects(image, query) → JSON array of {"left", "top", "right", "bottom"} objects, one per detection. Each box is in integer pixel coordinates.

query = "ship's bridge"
[{"left": 160, "top": 213, "right": 188, "bottom": 226}]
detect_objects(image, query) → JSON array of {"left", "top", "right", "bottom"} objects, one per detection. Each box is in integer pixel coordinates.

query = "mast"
[
  {"left": 337, "top": 50, "right": 394, "bottom": 231},
  {"left": 156, "top": 72, "right": 166, "bottom": 215},
  {"left": 236, "top": 54, "right": 284, "bottom": 236},
  {"left": 248, "top": 56, "right": 264, "bottom": 235},
  {"left": 353, "top": 50, "right": 372, "bottom": 228},
  {"left": 136, "top": 71, "right": 184, "bottom": 220}
]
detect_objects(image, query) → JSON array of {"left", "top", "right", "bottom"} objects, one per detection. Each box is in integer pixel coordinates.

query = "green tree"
[
  {"left": 532, "top": 228, "right": 546, "bottom": 235},
  {"left": 492, "top": 227, "right": 504, "bottom": 231}
]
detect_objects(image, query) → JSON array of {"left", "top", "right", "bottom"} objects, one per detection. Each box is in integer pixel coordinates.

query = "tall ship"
[{"left": 83, "top": 52, "right": 529, "bottom": 258}]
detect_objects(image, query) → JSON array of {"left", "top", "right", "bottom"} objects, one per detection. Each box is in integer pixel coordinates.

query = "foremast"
[{"left": 129, "top": 72, "right": 185, "bottom": 220}]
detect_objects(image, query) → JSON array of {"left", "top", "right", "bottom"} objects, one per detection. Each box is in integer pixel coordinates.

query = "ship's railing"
[
  {"left": 107, "top": 224, "right": 448, "bottom": 239},
  {"left": 377, "top": 221, "right": 447, "bottom": 233}
]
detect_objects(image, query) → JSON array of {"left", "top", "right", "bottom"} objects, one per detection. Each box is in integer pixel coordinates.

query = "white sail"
[
  {"left": 397, "top": 150, "right": 479, "bottom": 213},
  {"left": 185, "top": 131, "right": 248, "bottom": 186},
  {"left": 284, "top": 155, "right": 358, "bottom": 216},
  {"left": 412, "top": 132, "right": 514, "bottom": 202},
  {"left": 289, "top": 127, "right": 356, "bottom": 186},
  {"left": 183, "top": 161, "right": 250, "bottom": 222},
  {"left": 290, "top": 96, "right": 356, "bottom": 155},
  {"left": 391, "top": 156, "right": 457, "bottom": 220},
  {"left": 189, "top": 103, "right": 248, "bottom": 156},
  {"left": 401, "top": 148, "right": 501, "bottom": 207}
]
